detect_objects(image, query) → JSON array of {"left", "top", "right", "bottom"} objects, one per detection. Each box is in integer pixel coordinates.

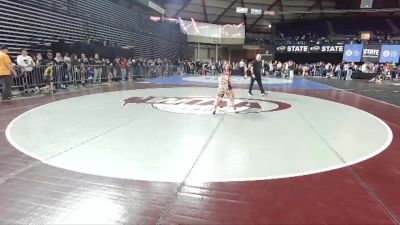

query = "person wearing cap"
[{"left": 0, "top": 45, "right": 17, "bottom": 101}]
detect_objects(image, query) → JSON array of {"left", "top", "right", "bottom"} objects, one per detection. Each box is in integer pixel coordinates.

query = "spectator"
[
  {"left": 79, "top": 62, "right": 87, "bottom": 87},
  {"left": 87, "top": 66, "right": 94, "bottom": 85},
  {"left": 80, "top": 53, "right": 89, "bottom": 65},
  {"left": 64, "top": 53, "right": 72, "bottom": 85},
  {"left": 336, "top": 64, "right": 342, "bottom": 80},
  {"left": 93, "top": 53, "right": 103, "bottom": 84},
  {"left": 17, "top": 49, "right": 35, "bottom": 72},
  {"left": 16, "top": 49, "right": 36, "bottom": 93},
  {"left": 43, "top": 52, "right": 54, "bottom": 65},
  {"left": 54, "top": 52, "right": 64, "bottom": 88},
  {"left": 35, "top": 53, "right": 45, "bottom": 66},
  {"left": 239, "top": 59, "right": 245, "bottom": 77},
  {"left": 120, "top": 58, "right": 128, "bottom": 81},
  {"left": 0, "top": 45, "right": 17, "bottom": 101}
]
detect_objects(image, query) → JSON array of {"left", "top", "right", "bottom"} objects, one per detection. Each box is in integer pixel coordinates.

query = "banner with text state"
[
  {"left": 362, "top": 45, "right": 381, "bottom": 63},
  {"left": 275, "top": 44, "right": 344, "bottom": 53}
]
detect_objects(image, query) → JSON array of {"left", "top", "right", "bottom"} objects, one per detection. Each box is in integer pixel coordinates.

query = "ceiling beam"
[
  {"left": 388, "top": 0, "right": 400, "bottom": 17},
  {"left": 213, "top": 0, "right": 239, "bottom": 23},
  {"left": 279, "top": 0, "right": 284, "bottom": 21},
  {"left": 319, "top": 0, "right": 324, "bottom": 17},
  {"left": 241, "top": 0, "right": 247, "bottom": 30},
  {"left": 299, "top": 0, "right": 321, "bottom": 18},
  {"left": 170, "top": 10, "right": 240, "bottom": 18},
  {"left": 248, "top": 0, "right": 279, "bottom": 30},
  {"left": 169, "top": 2, "right": 332, "bottom": 10},
  {"left": 201, "top": 0, "right": 208, "bottom": 22},
  {"left": 173, "top": 0, "right": 192, "bottom": 18}
]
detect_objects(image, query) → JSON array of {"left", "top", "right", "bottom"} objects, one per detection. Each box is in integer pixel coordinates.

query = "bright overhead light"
[
  {"left": 264, "top": 10, "right": 275, "bottom": 16},
  {"left": 236, "top": 7, "right": 248, "bottom": 14},
  {"left": 250, "top": 8, "right": 262, "bottom": 15}
]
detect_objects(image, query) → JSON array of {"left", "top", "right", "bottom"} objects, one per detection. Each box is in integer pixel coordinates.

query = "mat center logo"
[{"left": 123, "top": 96, "right": 291, "bottom": 114}]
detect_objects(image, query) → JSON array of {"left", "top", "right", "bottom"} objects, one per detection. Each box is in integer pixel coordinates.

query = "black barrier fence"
[
  {"left": 6, "top": 64, "right": 183, "bottom": 94},
  {"left": 275, "top": 53, "right": 344, "bottom": 64}
]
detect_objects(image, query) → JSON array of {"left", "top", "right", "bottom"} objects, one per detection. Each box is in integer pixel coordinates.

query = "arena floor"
[{"left": 0, "top": 75, "right": 399, "bottom": 224}]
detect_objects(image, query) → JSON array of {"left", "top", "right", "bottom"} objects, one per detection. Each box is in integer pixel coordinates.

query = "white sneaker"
[
  {"left": 248, "top": 93, "right": 254, "bottom": 97},
  {"left": 261, "top": 93, "right": 267, "bottom": 97}
]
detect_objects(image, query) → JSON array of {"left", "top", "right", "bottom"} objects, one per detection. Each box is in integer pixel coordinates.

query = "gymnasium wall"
[{"left": 0, "top": 0, "right": 191, "bottom": 59}]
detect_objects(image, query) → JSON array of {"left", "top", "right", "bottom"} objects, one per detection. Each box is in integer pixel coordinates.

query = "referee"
[{"left": 249, "top": 54, "right": 267, "bottom": 96}]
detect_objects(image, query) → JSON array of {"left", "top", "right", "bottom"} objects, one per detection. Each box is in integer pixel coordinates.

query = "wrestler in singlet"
[{"left": 213, "top": 62, "right": 237, "bottom": 114}]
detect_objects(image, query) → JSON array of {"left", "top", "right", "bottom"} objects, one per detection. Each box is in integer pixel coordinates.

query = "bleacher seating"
[
  {"left": 276, "top": 20, "right": 330, "bottom": 37},
  {"left": 0, "top": 0, "right": 191, "bottom": 59},
  {"left": 331, "top": 18, "right": 392, "bottom": 35}
]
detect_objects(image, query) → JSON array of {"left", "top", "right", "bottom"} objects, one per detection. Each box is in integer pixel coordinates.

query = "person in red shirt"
[{"left": 120, "top": 58, "right": 128, "bottom": 81}]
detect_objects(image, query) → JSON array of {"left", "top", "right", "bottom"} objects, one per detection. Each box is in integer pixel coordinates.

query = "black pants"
[
  {"left": 249, "top": 75, "right": 265, "bottom": 94},
  {"left": 240, "top": 67, "right": 245, "bottom": 76},
  {"left": 0, "top": 75, "right": 12, "bottom": 100}
]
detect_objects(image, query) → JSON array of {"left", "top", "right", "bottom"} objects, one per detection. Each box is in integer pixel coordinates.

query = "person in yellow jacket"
[{"left": 0, "top": 45, "right": 17, "bottom": 101}]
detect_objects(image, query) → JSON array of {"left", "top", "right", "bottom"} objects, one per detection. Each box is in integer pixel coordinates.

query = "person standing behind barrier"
[
  {"left": 64, "top": 53, "right": 72, "bottom": 86},
  {"left": 35, "top": 53, "right": 45, "bottom": 86},
  {"left": 346, "top": 63, "right": 353, "bottom": 80},
  {"left": 93, "top": 54, "right": 103, "bottom": 84},
  {"left": 132, "top": 59, "right": 138, "bottom": 78},
  {"left": 0, "top": 45, "right": 17, "bottom": 101},
  {"left": 105, "top": 59, "right": 113, "bottom": 82},
  {"left": 120, "top": 58, "right": 128, "bottom": 81},
  {"left": 239, "top": 59, "right": 245, "bottom": 77},
  {"left": 54, "top": 53, "right": 64, "bottom": 89},
  {"left": 288, "top": 60, "right": 295, "bottom": 80},
  {"left": 249, "top": 54, "right": 267, "bottom": 97},
  {"left": 87, "top": 66, "right": 94, "bottom": 85},
  {"left": 79, "top": 54, "right": 89, "bottom": 67},
  {"left": 70, "top": 54, "right": 79, "bottom": 84},
  {"left": 79, "top": 62, "right": 87, "bottom": 87},
  {"left": 336, "top": 64, "right": 342, "bottom": 80},
  {"left": 264, "top": 60, "right": 270, "bottom": 76},
  {"left": 17, "top": 49, "right": 36, "bottom": 93},
  {"left": 246, "top": 61, "right": 252, "bottom": 79}
]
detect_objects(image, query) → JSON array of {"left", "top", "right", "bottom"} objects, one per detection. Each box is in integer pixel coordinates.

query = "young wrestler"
[{"left": 212, "top": 61, "right": 237, "bottom": 114}]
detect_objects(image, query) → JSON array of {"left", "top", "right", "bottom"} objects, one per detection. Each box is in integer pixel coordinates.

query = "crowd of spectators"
[
  {"left": 258, "top": 60, "right": 399, "bottom": 82},
  {"left": 7, "top": 49, "right": 194, "bottom": 95},
  {"left": 2, "top": 47, "right": 399, "bottom": 100}
]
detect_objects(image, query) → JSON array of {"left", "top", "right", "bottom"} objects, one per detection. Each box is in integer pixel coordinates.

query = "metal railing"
[{"left": 7, "top": 64, "right": 183, "bottom": 94}]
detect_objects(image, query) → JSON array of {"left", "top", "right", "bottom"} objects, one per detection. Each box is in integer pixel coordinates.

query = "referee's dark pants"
[
  {"left": 249, "top": 75, "right": 265, "bottom": 94},
  {"left": 0, "top": 75, "right": 12, "bottom": 100}
]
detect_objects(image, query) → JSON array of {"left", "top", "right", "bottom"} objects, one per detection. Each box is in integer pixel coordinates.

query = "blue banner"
[
  {"left": 343, "top": 44, "right": 363, "bottom": 62},
  {"left": 379, "top": 45, "right": 400, "bottom": 63}
]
